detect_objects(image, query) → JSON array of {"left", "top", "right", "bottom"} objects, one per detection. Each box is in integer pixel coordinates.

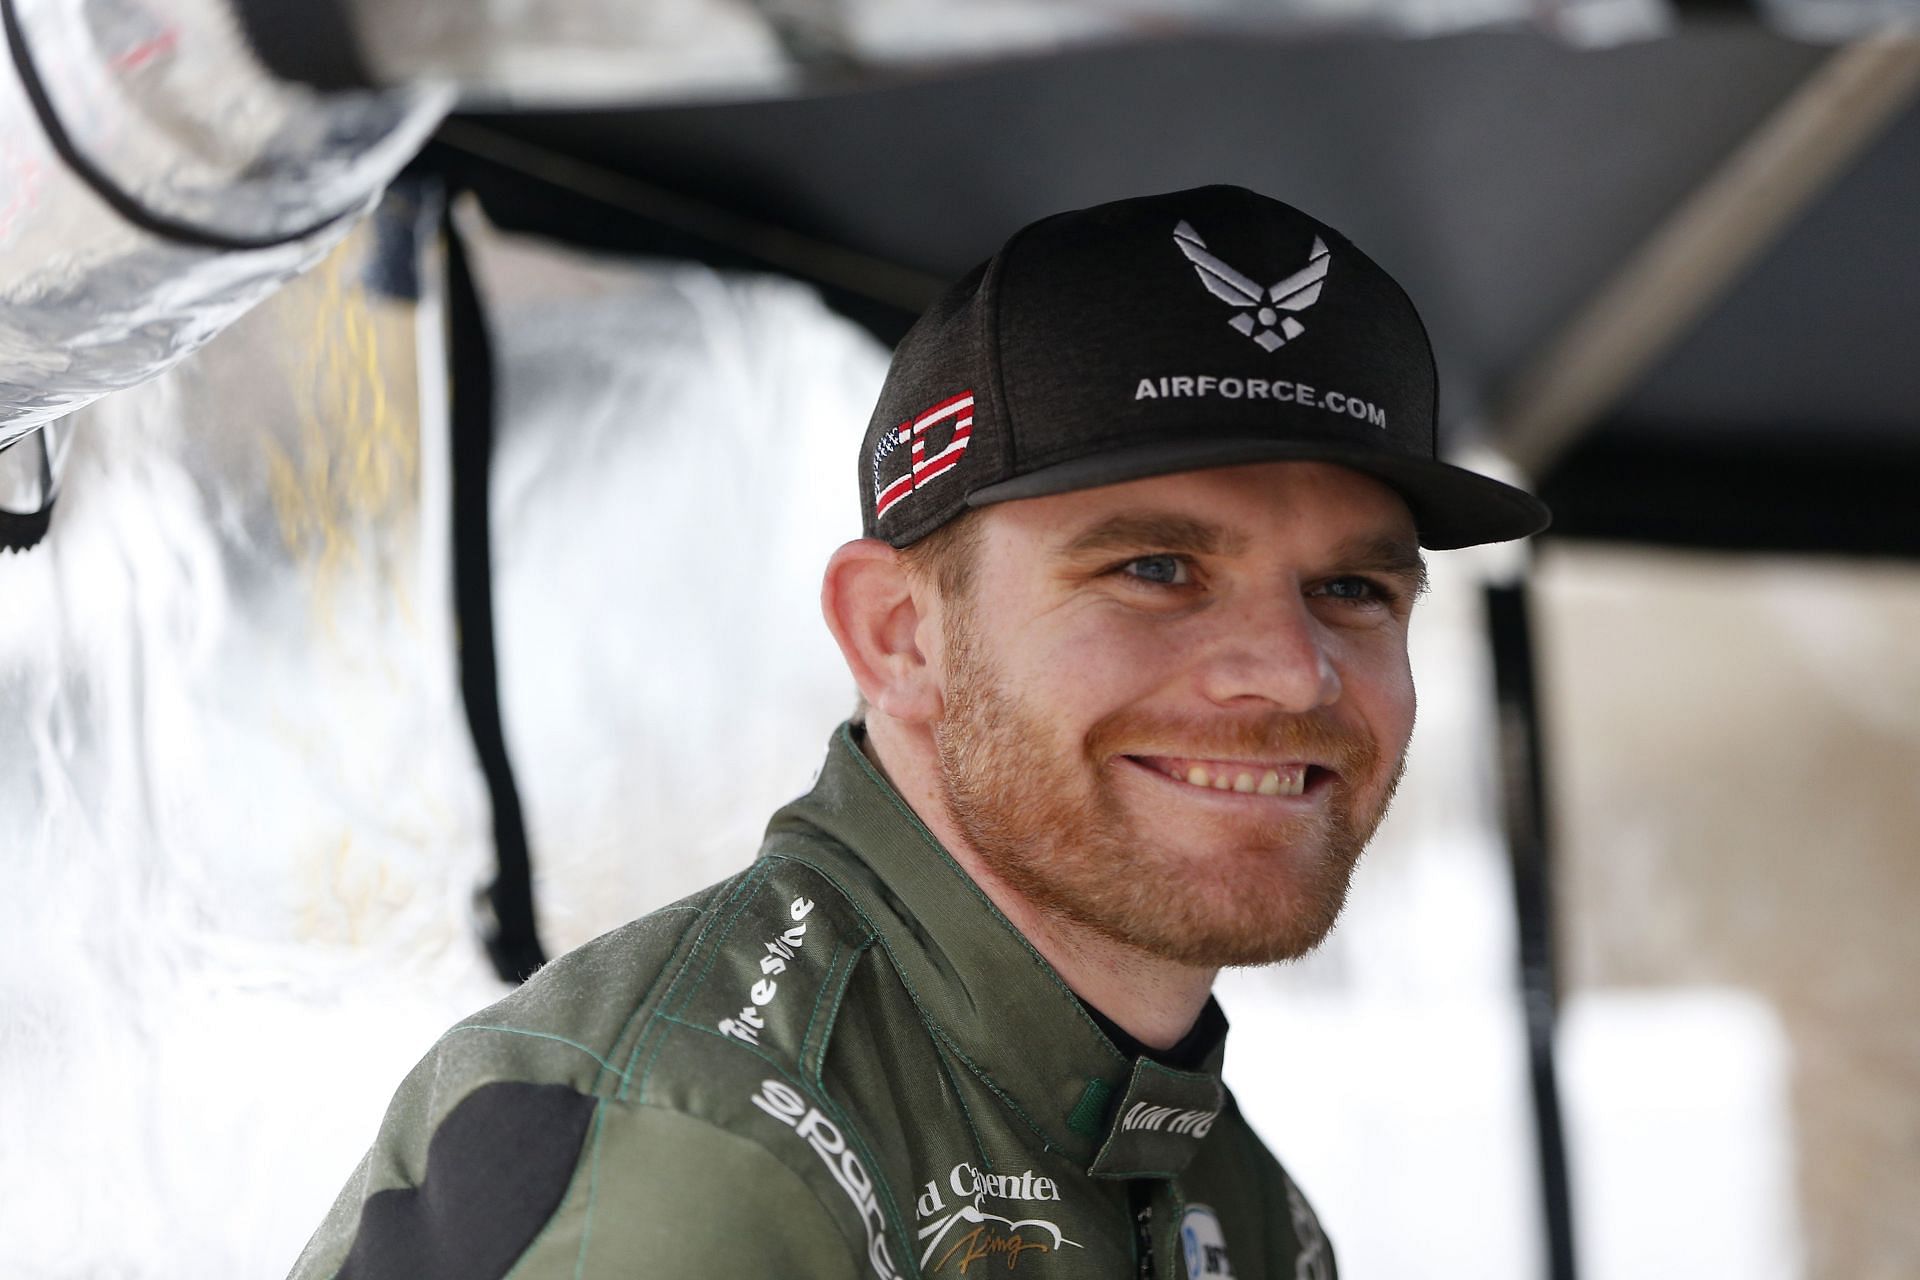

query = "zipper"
[{"left": 1131, "top": 1181, "right": 1155, "bottom": 1279}]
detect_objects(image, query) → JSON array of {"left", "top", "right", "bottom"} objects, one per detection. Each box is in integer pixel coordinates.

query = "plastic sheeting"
[
  {"left": 0, "top": 193, "right": 493, "bottom": 1276},
  {"left": 0, "top": 0, "right": 446, "bottom": 442}
]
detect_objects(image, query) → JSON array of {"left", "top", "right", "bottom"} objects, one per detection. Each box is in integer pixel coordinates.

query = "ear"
[{"left": 821, "top": 539, "right": 943, "bottom": 725}]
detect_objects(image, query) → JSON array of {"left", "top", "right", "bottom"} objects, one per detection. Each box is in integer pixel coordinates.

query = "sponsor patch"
[
  {"left": 717, "top": 895, "right": 813, "bottom": 1048},
  {"left": 1181, "top": 1204, "right": 1234, "bottom": 1278},
  {"left": 1121, "top": 1100, "right": 1219, "bottom": 1139},
  {"left": 751, "top": 1079, "right": 904, "bottom": 1280},
  {"left": 1132, "top": 374, "right": 1386, "bottom": 429},
  {"left": 915, "top": 1157, "right": 1081, "bottom": 1274}
]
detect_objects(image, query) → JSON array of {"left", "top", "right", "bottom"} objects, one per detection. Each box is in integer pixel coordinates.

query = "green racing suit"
[{"left": 291, "top": 724, "right": 1337, "bottom": 1279}]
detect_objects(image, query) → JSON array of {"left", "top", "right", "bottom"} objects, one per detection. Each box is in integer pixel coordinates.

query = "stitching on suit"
[
  {"left": 570, "top": 1103, "right": 608, "bottom": 1280},
  {"left": 621, "top": 863, "right": 772, "bottom": 1101},
  {"left": 808, "top": 935, "right": 873, "bottom": 1086},
  {"left": 652, "top": 1014, "right": 917, "bottom": 1265},
  {"left": 584, "top": 903, "right": 707, "bottom": 1097},
  {"left": 762, "top": 851, "right": 1064, "bottom": 1155},
  {"left": 443, "top": 1025, "right": 622, "bottom": 1080},
  {"left": 799, "top": 940, "right": 848, "bottom": 1080}
]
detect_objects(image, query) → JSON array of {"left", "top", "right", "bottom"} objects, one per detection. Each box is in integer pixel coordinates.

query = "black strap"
[
  {"left": 1485, "top": 581, "right": 1578, "bottom": 1280},
  {"left": 1, "top": 0, "right": 361, "bottom": 251},
  {"left": 444, "top": 195, "right": 548, "bottom": 984},
  {"left": 0, "top": 430, "right": 58, "bottom": 553},
  {"left": 0, "top": 500, "right": 53, "bottom": 552}
]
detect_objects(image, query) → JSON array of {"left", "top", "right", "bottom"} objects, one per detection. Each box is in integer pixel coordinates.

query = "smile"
[{"left": 1125, "top": 755, "right": 1323, "bottom": 798}]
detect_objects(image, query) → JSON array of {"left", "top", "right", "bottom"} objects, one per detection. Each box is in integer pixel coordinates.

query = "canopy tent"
[{"left": 435, "top": 23, "right": 1920, "bottom": 560}]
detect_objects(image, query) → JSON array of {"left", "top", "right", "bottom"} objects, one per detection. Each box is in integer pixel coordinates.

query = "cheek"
[
  {"left": 1016, "top": 613, "right": 1182, "bottom": 712},
  {"left": 1353, "top": 647, "right": 1416, "bottom": 756}
]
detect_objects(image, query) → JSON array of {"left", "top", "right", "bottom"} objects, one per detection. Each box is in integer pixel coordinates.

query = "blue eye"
[
  {"left": 1122, "top": 555, "right": 1190, "bottom": 586},
  {"left": 1315, "top": 577, "right": 1387, "bottom": 604}
]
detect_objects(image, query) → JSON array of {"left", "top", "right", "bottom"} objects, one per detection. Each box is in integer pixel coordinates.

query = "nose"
[{"left": 1196, "top": 588, "right": 1342, "bottom": 712}]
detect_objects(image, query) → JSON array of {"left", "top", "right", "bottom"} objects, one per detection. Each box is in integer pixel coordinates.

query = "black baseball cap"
[{"left": 859, "top": 185, "right": 1549, "bottom": 550}]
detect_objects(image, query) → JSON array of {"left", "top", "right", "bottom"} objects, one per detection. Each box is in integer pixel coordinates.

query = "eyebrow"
[{"left": 1057, "top": 512, "right": 1249, "bottom": 559}]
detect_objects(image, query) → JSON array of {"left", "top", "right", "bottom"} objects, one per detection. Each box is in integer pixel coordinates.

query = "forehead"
[{"left": 978, "top": 461, "right": 1418, "bottom": 552}]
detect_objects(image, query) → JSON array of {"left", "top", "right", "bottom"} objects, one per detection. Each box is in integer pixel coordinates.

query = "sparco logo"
[
  {"left": 751, "top": 1079, "right": 904, "bottom": 1280},
  {"left": 1121, "top": 1101, "right": 1219, "bottom": 1139},
  {"left": 1174, "top": 219, "right": 1329, "bottom": 352}
]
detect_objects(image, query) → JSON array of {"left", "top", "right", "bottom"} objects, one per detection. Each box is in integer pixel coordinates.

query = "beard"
[{"left": 932, "top": 608, "right": 1406, "bottom": 968}]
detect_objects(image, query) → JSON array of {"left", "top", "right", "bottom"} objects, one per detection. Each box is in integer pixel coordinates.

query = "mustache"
[{"left": 1086, "top": 708, "right": 1378, "bottom": 775}]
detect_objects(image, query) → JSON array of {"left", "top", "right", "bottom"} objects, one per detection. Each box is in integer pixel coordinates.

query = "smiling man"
[
  {"left": 850, "top": 465, "right": 1421, "bottom": 999},
  {"left": 292, "top": 186, "right": 1548, "bottom": 1280}
]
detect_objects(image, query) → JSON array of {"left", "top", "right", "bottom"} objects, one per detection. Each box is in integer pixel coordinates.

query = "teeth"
[{"left": 1167, "top": 761, "right": 1309, "bottom": 796}]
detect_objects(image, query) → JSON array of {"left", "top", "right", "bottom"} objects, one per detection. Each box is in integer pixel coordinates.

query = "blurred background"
[{"left": 2, "top": 2, "right": 1916, "bottom": 1277}]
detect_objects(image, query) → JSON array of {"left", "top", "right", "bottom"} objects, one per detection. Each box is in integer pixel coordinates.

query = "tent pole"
[{"left": 1485, "top": 578, "right": 1577, "bottom": 1280}]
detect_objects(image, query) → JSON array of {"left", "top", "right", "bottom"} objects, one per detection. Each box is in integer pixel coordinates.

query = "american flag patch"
[{"left": 874, "top": 390, "right": 974, "bottom": 522}]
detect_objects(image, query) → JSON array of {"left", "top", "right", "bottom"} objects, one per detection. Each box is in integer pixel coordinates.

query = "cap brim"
[{"left": 965, "top": 438, "right": 1551, "bottom": 550}]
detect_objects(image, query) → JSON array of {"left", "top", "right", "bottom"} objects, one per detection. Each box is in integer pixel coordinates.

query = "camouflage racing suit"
[{"left": 292, "top": 725, "right": 1336, "bottom": 1279}]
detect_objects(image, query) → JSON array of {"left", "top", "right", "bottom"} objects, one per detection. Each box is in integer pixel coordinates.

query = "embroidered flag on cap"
[{"left": 872, "top": 390, "right": 974, "bottom": 522}]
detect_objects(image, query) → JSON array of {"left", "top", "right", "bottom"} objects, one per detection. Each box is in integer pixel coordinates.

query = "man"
[{"left": 291, "top": 185, "right": 1548, "bottom": 1279}]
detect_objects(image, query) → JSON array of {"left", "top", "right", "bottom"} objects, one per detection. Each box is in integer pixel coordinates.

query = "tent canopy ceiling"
[{"left": 451, "top": 23, "right": 1919, "bottom": 555}]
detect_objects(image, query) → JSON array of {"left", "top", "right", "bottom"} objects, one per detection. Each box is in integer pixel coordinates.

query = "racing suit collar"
[{"left": 763, "top": 723, "right": 1229, "bottom": 1179}]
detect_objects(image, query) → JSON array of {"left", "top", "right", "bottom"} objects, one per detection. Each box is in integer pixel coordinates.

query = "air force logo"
[{"left": 1174, "top": 220, "right": 1330, "bottom": 352}]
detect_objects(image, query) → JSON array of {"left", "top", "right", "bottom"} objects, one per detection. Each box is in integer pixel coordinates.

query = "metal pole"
[{"left": 1485, "top": 579, "right": 1577, "bottom": 1280}]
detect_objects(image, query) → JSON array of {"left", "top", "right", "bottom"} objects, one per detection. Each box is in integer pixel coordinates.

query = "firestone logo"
[{"left": 717, "top": 895, "right": 814, "bottom": 1048}]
